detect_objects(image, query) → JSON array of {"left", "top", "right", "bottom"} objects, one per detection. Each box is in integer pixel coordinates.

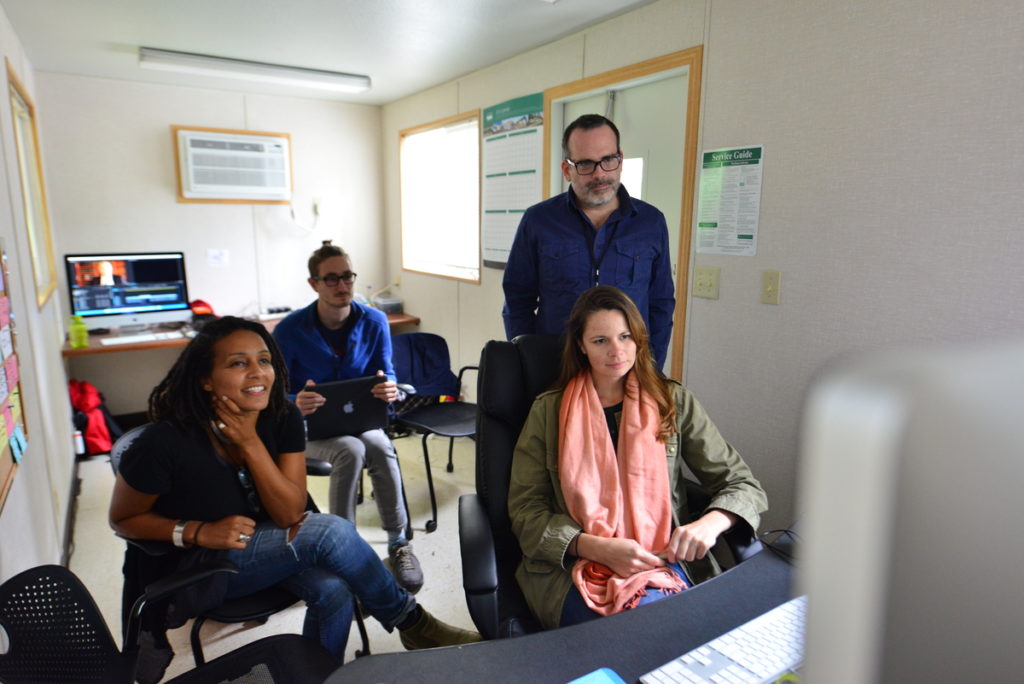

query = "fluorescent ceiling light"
[{"left": 138, "top": 47, "right": 371, "bottom": 94}]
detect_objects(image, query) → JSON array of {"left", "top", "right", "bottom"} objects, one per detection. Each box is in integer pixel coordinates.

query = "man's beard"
[{"left": 578, "top": 178, "right": 619, "bottom": 208}]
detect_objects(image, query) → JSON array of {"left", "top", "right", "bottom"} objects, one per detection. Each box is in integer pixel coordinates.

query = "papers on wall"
[
  {"left": 481, "top": 94, "right": 544, "bottom": 269},
  {"left": 696, "top": 145, "right": 764, "bottom": 256}
]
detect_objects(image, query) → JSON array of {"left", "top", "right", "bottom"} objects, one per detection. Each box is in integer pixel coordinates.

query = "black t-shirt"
[
  {"left": 604, "top": 402, "right": 622, "bottom": 452},
  {"left": 119, "top": 403, "right": 305, "bottom": 524}
]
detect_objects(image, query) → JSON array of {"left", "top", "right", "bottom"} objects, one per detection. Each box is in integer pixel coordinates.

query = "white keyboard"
[
  {"left": 99, "top": 331, "right": 184, "bottom": 346},
  {"left": 639, "top": 595, "right": 806, "bottom": 684}
]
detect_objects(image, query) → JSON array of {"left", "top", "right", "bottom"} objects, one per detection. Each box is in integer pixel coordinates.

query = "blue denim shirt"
[{"left": 502, "top": 186, "right": 676, "bottom": 366}]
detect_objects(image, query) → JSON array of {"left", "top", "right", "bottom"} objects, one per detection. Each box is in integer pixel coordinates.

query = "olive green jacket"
[{"left": 508, "top": 381, "right": 768, "bottom": 629}]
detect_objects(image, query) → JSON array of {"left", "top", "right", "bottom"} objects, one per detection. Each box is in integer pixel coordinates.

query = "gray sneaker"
[{"left": 388, "top": 541, "right": 424, "bottom": 594}]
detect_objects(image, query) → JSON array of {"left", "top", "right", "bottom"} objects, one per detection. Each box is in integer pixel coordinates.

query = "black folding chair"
[{"left": 391, "top": 332, "right": 478, "bottom": 533}]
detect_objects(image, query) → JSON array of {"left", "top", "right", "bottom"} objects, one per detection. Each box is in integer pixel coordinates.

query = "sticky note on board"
[
  {"left": 0, "top": 327, "right": 11, "bottom": 359},
  {"left": 9, "top": 387, "right": 21, "bottom": 424},
  {"left": 3, "top": 407, "right": 13, "bottom": 437},
  {"left": 0, "top": 364, "right": 7, "bottom": 400},
  {"left": 4, "top": 354, "right": 17, "bottom": 387},
  {"left": 10, "top": 425, "right": 25, "bottom": 463},
  {"left": 0, "top": 297, "right": 9, "bottom": 327}
]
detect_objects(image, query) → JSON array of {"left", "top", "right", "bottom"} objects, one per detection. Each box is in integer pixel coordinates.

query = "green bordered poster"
[
  {"left": 696, "top": 145, "right": 764, "bottom": 256},
  {"left": 481, "top": 93, "right": 544, "bottom": 269}
]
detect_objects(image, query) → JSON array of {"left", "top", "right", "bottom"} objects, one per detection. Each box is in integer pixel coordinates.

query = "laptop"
[{"left": 303, "top": 376, "right": 389, "bottom": 440}]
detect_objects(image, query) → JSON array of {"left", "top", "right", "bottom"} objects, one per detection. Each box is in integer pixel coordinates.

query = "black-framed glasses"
[
  {"left": 312, "top": 271, "right": 357, "bottom": 286},
  {"left": 236, "top": 467, "right": 262, "bottom": 514},
  {"left": 564, "top": 154, "right": 623, "bottom": 175}
]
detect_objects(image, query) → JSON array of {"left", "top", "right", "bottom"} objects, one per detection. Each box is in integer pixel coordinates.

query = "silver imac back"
[{"left": 797, "top": 338, "right": 1024, "bottom": 683}]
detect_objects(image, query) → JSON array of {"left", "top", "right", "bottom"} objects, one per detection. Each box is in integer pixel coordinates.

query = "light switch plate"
[
  {"left": 693, "top": 266, "right": 720, "bottom": 300},
  {"left": 761, "top": 269, "right": 781, "bottom": 305}
]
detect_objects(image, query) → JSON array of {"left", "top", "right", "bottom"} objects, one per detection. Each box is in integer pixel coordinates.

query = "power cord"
[{"left": 759, "top": 527, "right": 800, "bottom": 564}]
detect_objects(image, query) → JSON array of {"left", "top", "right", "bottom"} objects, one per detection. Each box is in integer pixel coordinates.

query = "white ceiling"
[{"left": 0, "top": 0, "right": 656, "bottom": 105}]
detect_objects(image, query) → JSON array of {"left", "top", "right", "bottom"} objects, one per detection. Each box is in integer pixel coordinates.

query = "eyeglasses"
[
  {"left": 564, "top": 154, "right": 623, "bottom": 175},
  {"left": 236, "top": 467, "right": 261, "bottom": 514},
  {"left": 312, "top": 271, "right": 357, "bottom": 286}
]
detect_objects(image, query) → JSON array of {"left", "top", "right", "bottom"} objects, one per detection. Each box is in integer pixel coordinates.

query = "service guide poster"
[{"left": 696, "top": 145, "right": 764, "bottom": 256}]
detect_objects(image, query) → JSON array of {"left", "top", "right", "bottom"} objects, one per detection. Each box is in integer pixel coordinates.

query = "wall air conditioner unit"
[{"left": 172, "top": 126, "right": 292, "bottom": 203}]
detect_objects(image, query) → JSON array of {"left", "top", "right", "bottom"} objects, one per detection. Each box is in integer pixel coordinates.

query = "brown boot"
[{"left": 398, "top": 607, "right": 482, "bottom": 650}]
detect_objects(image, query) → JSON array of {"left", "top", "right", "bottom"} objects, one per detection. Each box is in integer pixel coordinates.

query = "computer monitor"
[
  {"left": 796, "top": 339, "right": 1024, "bottom": 682},
  {"left": 64, "top": 252, "right": 191, "bottom": 331}
]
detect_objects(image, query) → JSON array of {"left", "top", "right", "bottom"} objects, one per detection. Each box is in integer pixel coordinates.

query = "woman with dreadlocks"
[{"left": 110, "top": 316, "right": 478, "bottom": 679}]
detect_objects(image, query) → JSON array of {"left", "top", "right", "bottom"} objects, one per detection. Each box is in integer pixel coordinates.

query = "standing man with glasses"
[
  {"left": 273, "top": 241, "right": 423, "bottom": 594},
  {"left": 502, "top": 114, "right": 675, "bottom": 368}
]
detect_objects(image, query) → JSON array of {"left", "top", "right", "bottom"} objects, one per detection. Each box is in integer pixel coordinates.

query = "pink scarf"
[{"left": 558, "top": 370, "right": 683, "bottom": 615}]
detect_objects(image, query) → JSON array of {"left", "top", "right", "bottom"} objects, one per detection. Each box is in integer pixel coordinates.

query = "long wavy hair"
[
  {"left": 554, "top": 286, "right": 676, "bottom": 440},
  {"left": 148, "top": 316, "right": 291, "bottom": 431}
]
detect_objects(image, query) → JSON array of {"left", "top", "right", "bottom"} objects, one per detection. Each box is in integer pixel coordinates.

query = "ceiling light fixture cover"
[{"left": 138, "top": 47, "right": 371, "bottom": 94}]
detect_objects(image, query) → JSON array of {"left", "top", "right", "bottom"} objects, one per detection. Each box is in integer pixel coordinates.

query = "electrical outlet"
[
  {"left": 693, "top": 266, "right": 720, "bottom": 300},
  {"left": 761, "top": 269, "right": 781, "bottom": 305}
]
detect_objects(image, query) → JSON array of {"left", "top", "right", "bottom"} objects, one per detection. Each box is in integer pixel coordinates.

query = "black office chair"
[
  {"left": 110, "top": 426, "right": 370, "bottom": 667},
  {"left": 392, "top": 332, "right": 479, "bottom": 533},
  {"left": 0, "top": 563, "right": 339, "bottom": 684},
  {"left": 459, "top": 335, "right": 763, "bottom": 640}
]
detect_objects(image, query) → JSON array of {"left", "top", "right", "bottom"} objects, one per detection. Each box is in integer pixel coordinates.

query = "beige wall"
[
  {"left": 0, "top": 6, "right": 76, "bottom": 577},
  {"left": 2, "top": 0, "right": 1022, "bottom": 575},
  {"left": 37, "top": 75, "right": 385, "bottom": 414},
  {"left": 383, "top": 0, "right": 1024, "bottom": 529}
]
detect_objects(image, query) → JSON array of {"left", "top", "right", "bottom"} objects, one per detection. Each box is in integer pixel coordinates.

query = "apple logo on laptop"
[{"left": 343, "top": 401, "right": 355, "bottom": 414}]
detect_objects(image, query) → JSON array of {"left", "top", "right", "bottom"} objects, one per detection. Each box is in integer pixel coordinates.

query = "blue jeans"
[
  {"left": 559, "top": 562, "right": 690, "bottom": 627},
  {"left": 223, "top": 513, "right": 415, "bottom": 659}
]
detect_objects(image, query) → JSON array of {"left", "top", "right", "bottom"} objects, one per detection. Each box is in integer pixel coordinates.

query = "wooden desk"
[
  {"left": 62, "top": 313, "right": 421, "bottom": 357},
  {"left": 61, "top": 332, "right": 188, "bottom": 357},
  {"left": 63, "top": 313, "right": 422, "bottom": 415}
]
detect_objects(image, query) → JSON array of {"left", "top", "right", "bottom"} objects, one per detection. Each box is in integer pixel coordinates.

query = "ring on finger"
[{"left": 238, "top": 533, "right": 252, "bottom": 542}]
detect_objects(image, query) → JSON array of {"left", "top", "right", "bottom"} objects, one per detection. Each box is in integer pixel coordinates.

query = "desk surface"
[
  {"left": 326, "top": 548, "right": 794, "bottom": 684},
  {"left": 61, "top": 312, "right": 421, "bottom": 357}
]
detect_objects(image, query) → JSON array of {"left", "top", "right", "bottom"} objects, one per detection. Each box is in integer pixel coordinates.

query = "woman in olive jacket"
[{"left": 508, "top": 286, "right": 768, "bottom": 630}]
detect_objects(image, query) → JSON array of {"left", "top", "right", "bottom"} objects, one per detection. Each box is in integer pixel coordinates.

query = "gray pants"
[{"left": 306, "top": 428, "right": 407, "bottom": 535}]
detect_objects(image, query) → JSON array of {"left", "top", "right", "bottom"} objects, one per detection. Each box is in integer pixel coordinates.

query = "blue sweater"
[{"left": 273, "top": 300, "right": 395, "bottom": 395}]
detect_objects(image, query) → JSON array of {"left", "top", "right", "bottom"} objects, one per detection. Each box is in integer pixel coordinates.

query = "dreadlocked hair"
[
  {"left": 148, "top": 316, "right": 291, "bottom": 432},
  {"left": 553, "top": 285, "right": 677, "bottom": 441}
]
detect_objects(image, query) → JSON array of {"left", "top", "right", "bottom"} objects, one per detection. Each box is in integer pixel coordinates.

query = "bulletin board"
[{"left": 0, "top": 242, "right": 28, "bottom": 515}]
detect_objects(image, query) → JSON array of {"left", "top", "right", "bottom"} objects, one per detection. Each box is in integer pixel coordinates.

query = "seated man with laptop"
[{"left": 273, "top": 241, "right": 423, "bottom": 593}]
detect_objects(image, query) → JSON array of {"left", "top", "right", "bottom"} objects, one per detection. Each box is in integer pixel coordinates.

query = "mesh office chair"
[
  {"left": 459, "top": 335, "right": 763, "bottom": 639},
  {"left": 0, "top": 564, "right": 339, "bottom": 684},
  {"left": 391, "top": 332, "right": 479, "bottom": 533},
  {"left": 110, "top": 426, "right": 370, "bottom": 668}
]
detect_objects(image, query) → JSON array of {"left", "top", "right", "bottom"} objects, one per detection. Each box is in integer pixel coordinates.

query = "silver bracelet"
[{"left": 172, "top": 520, "right": 188, "bottom": 548}]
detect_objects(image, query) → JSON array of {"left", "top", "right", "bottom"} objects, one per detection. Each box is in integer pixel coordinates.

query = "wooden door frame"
[{"left": 543, "top": 46, "right": 703, "bottom": 380}]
